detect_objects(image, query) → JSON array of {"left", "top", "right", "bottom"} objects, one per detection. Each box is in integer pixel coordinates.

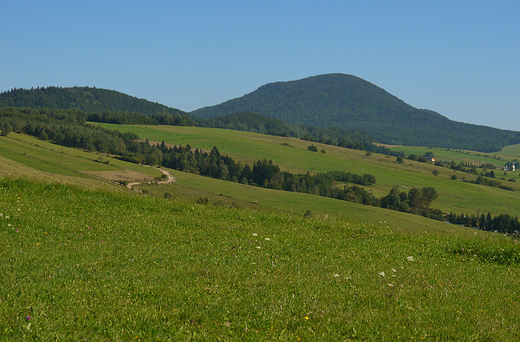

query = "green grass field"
[
  {"left": 1, "top": 177, "right": 519, "bottom": 340},
  {"left": 2, "top": 129, "right": 520, "bottom": 340},
  {"left": 92, "top": 124, "right": 520, "bottom": 219},
  {"left": 1, "top": 133, "right": 163, "bottom": 178},
  {"left": 499, "top": 143, "right": 520, "bottom": 159},
  {"left": 387, "top": 145, "right": 516, "bottom": 168},
  {"left": 0, "top": 133, "right": 468, "bottom": 234}
]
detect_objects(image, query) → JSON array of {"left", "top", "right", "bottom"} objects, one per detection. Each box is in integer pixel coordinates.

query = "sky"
[{"left": 1, "top": 1, "right": 519, "bottom": 131}]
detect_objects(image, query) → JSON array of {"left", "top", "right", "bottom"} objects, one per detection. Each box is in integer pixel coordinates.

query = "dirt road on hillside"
[{"left": 127, "top": 167, "right": 176, "bottom": 190}]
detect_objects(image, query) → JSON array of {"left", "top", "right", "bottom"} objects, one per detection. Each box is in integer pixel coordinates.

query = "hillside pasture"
[
  {"left": 499, "top": 143, "right": 520, "bottom": 159},
  {"left": 388, "top": 145, "right": 515, "bottom": 168},
  {"left": 0, "top": 132, "right": 486, "bottom": 236},
  {"left": 0, "top": 133, "right": 163, "bottom": 182},
  {"left": 93, "top": 124, "right": 520, "bottom": 219},
  {"left": 1, "top": 178, "right": 520, "bottom": 340}
]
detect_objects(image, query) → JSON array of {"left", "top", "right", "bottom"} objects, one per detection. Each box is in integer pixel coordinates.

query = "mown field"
[
  {"left": 93, "top": 124, "right": 520, "bottom": 219},
  {"left": 1, "top": 177, "right": 520, "bottom": 340}
]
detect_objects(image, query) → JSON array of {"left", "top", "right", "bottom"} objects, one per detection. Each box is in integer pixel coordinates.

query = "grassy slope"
[
  {"left": 1, "top": 178, "right": 519, "bottom": 340},
  {"left": 499, "top": 143, "right": 520, "bottom": 159},
  {"left": 0, "top": 133, "right": 163, "bottom": 181},
  {"left": 0, "top": 133, "right": 460, "bottom": 234},
  {"left": 142, "top": 169, "right": 460, "bottom": 235},
  {"left": 1, "top": 130, "right": 520, "bottom": 339},
  {"left": 93, "top": 124, "right": 520, "bottom": 218},
  {"left": 388, "top": 145, "right": 519, "bottom": 167}
]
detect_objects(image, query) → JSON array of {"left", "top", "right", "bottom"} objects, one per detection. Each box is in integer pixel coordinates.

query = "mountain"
[
  {"left": 191, "top": 74, "right": 520, "bottom": 152},
  {"left": 0, "top": 86, "right": 187, "bottom": 116}
]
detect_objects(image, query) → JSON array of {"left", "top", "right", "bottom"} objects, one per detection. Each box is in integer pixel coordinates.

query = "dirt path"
[
  {"left": 127, "top": 167, "right": 176, "bottom": 190},
  {"left": 156, "top": 167, "right": 176, "bottom": 185}
]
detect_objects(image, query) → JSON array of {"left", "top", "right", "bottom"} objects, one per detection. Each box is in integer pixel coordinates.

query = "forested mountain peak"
[
  {"left": 191, "top": 73, "right": 441, "bottom": 122},
  {"left": 0, "top": 86, "right": 186, "bottom": 116},
  {"left": 190, "top": 74, "right": 520, "bottom": 151}
]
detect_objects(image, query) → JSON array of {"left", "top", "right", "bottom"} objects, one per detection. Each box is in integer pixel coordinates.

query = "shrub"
[{"left": 196, "top": 197, "right": 209, "bottom": 205}]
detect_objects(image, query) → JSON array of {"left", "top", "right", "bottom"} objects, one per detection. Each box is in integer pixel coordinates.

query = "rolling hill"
[
  {"left": 0, "top": 86, "right": 187, "bottom": 116},
  {"left": 191, "top": 74, "right": 520, "bottom": 152},
  {"left": 3, "top": 77, "right": 520, "bottom": 152},
  {"left": 2, "top": 125, "right": 520, "bottom": 339}
]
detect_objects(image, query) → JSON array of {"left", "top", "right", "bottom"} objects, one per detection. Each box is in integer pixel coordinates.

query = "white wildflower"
[
  {"left": 333, "top": 274, "right": 340, "bottom": 277},
  {"left": 252, "top": 233, "right": 258, "bottom": 236},
  {"left": 265, "top": 238, "right": 270, "bottom": 241},
  {"left": 391, "top": 269, "right": 397, "bottom": 273},
  {"left": 378, "top": 271, "right": 385, "bottom": 277},
  {"left": 407, "top": 256, "right": 415, "bottom": 261},
  {"left": 388, "top": 283, "right": 394, "bottom": 287},
  {"left": 255, "top": 246, "right": 261, "bottom": 249}
]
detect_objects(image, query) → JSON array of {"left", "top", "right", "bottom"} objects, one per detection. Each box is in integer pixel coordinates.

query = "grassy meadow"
[
  {"left": 93, "top": 124, "right": 520, "bottom": 219},
  {"left": 387, "top": 145, "right": 517, "bottom": 168},
  {"left": 0, "top": 133, "right": 163, "bottom": 188},
  {"left": 1, "top": 177, "right": 520, "bottom": 340},
  {"left": 498, "top": 143, "right": 520, "bottom": 159},
  {"left": 0, "top": 133, "right": 466, "bottom": 234}
]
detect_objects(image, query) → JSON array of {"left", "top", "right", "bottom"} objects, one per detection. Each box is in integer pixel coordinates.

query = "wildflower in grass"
[
  {"left": 252, "top": 233, "right": 258, "bottom": 236},
  {"left": 379, "top": 271, "right": 385, "bottom": 276},
  {"left": 333, "top": 274, "right": 340, "bottom": 277},
  {"left": 26, "top": 316, "right": 31, "bottom": 321},
  {"left": 265, "top": 238, "right": 270, "bottom": 241},
  {"left": 391, "top": 268, "right": 396, "bottom": 272},
  {"left": 388, "top": 283, "right": 394, "bottom": 287},
  {"left": 256, "top": 246, "right": 261, "bottom": 249},
  {"left": 407, "top": 256, "right": 415, "bottom": 261}
]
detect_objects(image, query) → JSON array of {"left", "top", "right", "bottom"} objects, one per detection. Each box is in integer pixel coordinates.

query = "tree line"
[
  {"left": 448, "top": 212, "right": 520, "bottom": 235},
  {"left": 144, "top": 144, "right": 441, "bottom": 217}
]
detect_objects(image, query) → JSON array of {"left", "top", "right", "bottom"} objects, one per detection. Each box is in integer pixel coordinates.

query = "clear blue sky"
[{"left": 1, "top": 1, "right": 519, "bottom": 131}]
